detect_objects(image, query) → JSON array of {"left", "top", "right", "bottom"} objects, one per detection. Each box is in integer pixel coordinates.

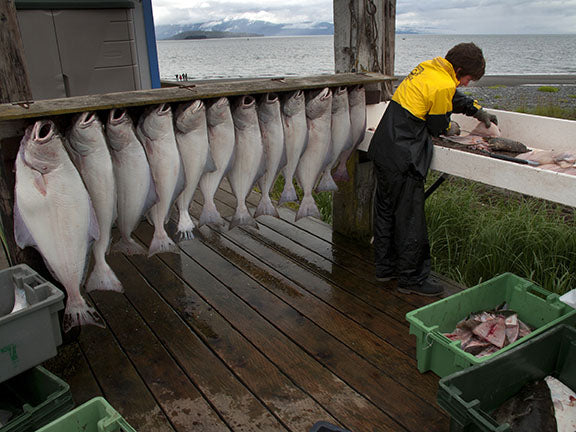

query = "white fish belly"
[
  {"left": 15, "top": 155, "right": 91, "bottom": 289},
  {"left": 229, "top": 130, "right": 263, "bottom": 202},
  {"left": 147, "top": 137, "right": 181, "bottom": 223},
  {"left": 113, "top": 143, "right": 152, "bottom": 236},
  {"left": 297, "top": 120, "right": 331, "bottom": 193},
  {"left": 177, "top": 129, "right": 210, "bottom": 204}
]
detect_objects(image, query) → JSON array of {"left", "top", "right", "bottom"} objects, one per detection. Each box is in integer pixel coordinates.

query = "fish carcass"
[
  {"left": 278, "top": 90, "right": 308, "bottom": 205},
  {"left": 14, "top": 120, "right": 102, "bottom": 332},
  {"left": 332, "top": 85, "right": 366, "bottom": 182},
  {"left": 295, "top": 87, "right": 332, "bottom": 221},
  {"left": 198, "top": 97, "right": 236, "bottom": 228},
  {"left": 316, "top": 86, "right": 352, "bottom": 192},
  {"left": 66, "top": 111, "right": 122, "bottom": 293},
  {"left": 228, "top": 95, "right": 264, "bottom": 229},
  {"left": 106, "top": 109, "right": 157, "bottom": 255},
  {"left": 137, "top": 104, "right": 182, "bottom": 256},
  {"left": 255, "top": 93, "right": 285, "bottom": 218},
  {"left": 174, "top": 100, "right": 215, "bottom": 239}
]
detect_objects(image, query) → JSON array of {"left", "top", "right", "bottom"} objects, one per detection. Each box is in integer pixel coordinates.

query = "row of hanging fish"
[{"left": 13, "top": 85, "right": 367, "bottom": 332}]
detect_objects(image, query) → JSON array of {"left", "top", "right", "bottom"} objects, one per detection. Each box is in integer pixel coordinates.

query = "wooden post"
[
  {"left": 0, "top": 0, "right": 45, "bottom": 270},
  {"left": 332, "top": 0, "right": 395, "bottom": 242}
]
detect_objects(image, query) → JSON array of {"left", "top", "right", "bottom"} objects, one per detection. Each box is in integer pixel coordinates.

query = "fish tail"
[
  {"left": 296, "top": 194, "right": 321, "bottom": 221},
  {"left": 111, "top": 236, "right": 147, "bottom": 256},
  {"left": 176, "top": 208, "right": 195, "bottom": 241},
  {"left": 315, "top": 170, "right": 338, "bottom": 192},
  {"left": 148, "top": 229, "right": 178, "bottom": 257},
  {"left": 62, "top": 295, "right": 105, "bottom": 333},
  {"left": 279, "top": 180, "right": 298, "bottom": 205},
  {"left": 254, "top": 195, "right": 279, "bottom": 218},
  {"left": 85, "top": 261, "right": 123, "bottom": 293},
  {"left": 332, "top": 159, "right": 350, "bottom": 182},
  {"left": 198, "top": 201, "right": 225, "bottom": 228},
  {"left": 229, "top": 207, "right": 258, "bottom": 230}
]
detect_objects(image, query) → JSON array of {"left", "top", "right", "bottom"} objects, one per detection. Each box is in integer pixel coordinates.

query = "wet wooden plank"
[
  {"left": 110, "top": 252, "right": 318, "bottom": 431},
  {"left": 185, "top": 199, "right": 416, "bottom": 358},
  {"left": 132, "top": 225, "right": 404, "bottom": 432},
  {"left": 0, "top": 73, "right": 393, "bottom": 120},
  {"left": 221, "top": 183, "right": 465, "bottom": 298},
  {"left": 205, "top": 188, "right": 419, "bottom": 319},
  {"left": 42, "top": 341, "right": 102, "bottom": 406},
  {"left": 77, "top": 322, "right": 175, "bottom": 432},
  {"left": 87, "top": 288, "right": 233, "bottom": 432},
  {"left": 185, "top": 219, "right": 438, "bottom": 402},
  {"left": 135, "top": 223, "right": 448, "bottom": 432}
]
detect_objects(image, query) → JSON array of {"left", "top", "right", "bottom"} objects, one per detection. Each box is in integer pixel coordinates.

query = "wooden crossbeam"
[{"left": 0, "top": 72, "right": 393, "bottom": 121}]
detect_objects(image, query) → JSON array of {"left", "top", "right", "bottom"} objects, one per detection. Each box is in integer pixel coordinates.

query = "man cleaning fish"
[{"left": 367, "top": 42, "right": 498, "bottom": 296}]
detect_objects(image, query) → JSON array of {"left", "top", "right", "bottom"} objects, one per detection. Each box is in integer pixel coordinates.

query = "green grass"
[
  {"left": 425, "top": 174, "right": 576, "bottom": 294},
  {"left": 537, "top": 86, "right": 560, "bottom": 93},
  {"left": 487, "top": 85, "right": 506, "bottom": 89},
  {"left": 515, "top": 104, "right": 576, "bottom": 120}
]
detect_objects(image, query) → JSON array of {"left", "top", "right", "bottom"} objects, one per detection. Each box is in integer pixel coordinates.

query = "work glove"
[
  {"left": 473, "top": 108, "right": 499, "bottom": 128},
  {"left": 445, "top": 121, "right": 461, "bottom": 136}
]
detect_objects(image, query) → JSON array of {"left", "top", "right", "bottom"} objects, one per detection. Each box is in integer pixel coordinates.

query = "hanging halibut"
[
  {"left": 14, "top": 120, "right": 102, "bottom": 332},
  {"left": 228, "top": 95, "right": 264, "bottom": 229},
  {"left": 296, "top": 88, "right": 332, "bottom": 221},
  {"left": 66, "top": 111, "right": 122, "bottom": 293},
  {"left": 332, "top": 85, "right": 366, "bottom": 182},
  {"left": 198, "top": 97, "right": 235, "bottom": 228},
  {"left": 255, "top": 93, "right": 285, "bottom": 218},
  {"left": 174, "top": 100, "right": 215, "bottom": 240},
  {"left": 316, "top": 86, "right": 352, "bottom": 192},
  {"left": 137, "top": 104, "right": 182, "bottom": 257},
  {"left": 279, "top": 90, "right": 308, "bottom": 205},
  {"left": 106, "top": 109, "right": 157, "bottom": 255}
]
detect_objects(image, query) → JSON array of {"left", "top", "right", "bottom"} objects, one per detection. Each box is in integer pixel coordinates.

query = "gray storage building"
[{"left": 15, "top": 0, "right": 160, "bottom": 100}]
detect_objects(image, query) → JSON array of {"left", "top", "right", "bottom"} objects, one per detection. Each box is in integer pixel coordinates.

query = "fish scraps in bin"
[{"left": 444, "top": 304, "right": 532, "bottom": 357}]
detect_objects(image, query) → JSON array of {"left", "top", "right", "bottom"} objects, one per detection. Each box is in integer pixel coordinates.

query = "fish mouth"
[
  {"left": 33, "top": 120, "right": 55, "bottom": 144},
  {"left": 241, "top": 95, "right": 256, "bottom": 108},
  {"left": 335, "top": 86, "right": 347, "bottom": 96},
  {"left": 265, "top": 93, "right": 279, "bottom": 104},
  {"left": 109, "top": 108, "right": 127, "bottom": 125},
  {"left": 318, "top": 87, "right": 331, "bottom": 101},
  {"left": 294, "top": 90, "right": 304, "bottom": 99},
  {"left": 157, "top": 103, "right": 172, "bottom": 116},
  {"left": 77, "top": 111, "right": 97, "bottom": 128},
  {"left": 184, "top": 99, "right": 204, "bottom": 114}
]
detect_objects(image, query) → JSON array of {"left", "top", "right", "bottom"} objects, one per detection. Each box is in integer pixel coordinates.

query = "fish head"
[
  {"left": 331, "top": 87, "right": 349, "bottom": 114},
  {"left": 281, "top": 90, "right": 305, "bottom": 117},
  {"left": 67, "top": 111, "right": 104, "bottom": 155},
  {"left": 257, "top": 93, "right": 279, "bottom": 124},
  {"left": 138, "top": 103, "right": 173, "bottom": 140},
  {"left": 106, "top": 109, "right": 134, "bottom": 151},
  {"left": 232, "top": 95, "right": 257, "bottom": 130},
  {"left": 305, "top": 87, "right": 332, "bottom": 120},
  {"left": 348, "top": 85, "right": 366, "bottom": 107},
  {"left": 206, "top": 97, "right": 231, "bottom": 127},
  {"left": 21, "top": 120, "right": 65, "bottom": 174},
  {"left": 175, "top": 99, "right": 205, "bottom": 133}
]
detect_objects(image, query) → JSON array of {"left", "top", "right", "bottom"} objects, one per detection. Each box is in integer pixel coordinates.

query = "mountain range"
[
  {"left": 155, "top": 19, "right": 424, "bottom": 40},
  {"left": 155, "top": 19, "right": 335, "bottom": 40}
]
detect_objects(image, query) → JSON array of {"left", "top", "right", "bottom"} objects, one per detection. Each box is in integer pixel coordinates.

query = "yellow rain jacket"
[{"left": 368, "top": 57, "right": 481, "bottom": 177}]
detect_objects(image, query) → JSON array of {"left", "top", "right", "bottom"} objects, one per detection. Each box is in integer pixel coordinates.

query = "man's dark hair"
[{"left": 445, "top": 43, "right": 486, "bottom": 81}]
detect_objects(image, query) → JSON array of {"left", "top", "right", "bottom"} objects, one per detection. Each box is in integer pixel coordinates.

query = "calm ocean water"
[{"left": 156, "top": 34, "right": 576, "bottom": 81}]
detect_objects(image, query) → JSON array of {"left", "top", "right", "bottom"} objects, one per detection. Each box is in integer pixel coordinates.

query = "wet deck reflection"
[{"left": 45, "top": 183, "right": 463, "bottom": 432}]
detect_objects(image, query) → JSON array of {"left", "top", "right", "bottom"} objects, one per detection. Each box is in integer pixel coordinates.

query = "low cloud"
[{"left": 152, "top": 0, "right": 576, "bottom": 34}]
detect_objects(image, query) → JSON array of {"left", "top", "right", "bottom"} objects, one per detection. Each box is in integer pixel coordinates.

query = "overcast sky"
[{"left": 152, "top": 0, "right": 576, "bottom": 34}]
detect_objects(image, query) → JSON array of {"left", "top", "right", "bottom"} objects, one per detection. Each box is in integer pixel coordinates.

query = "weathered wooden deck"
[{"left": 44, "top": 182, "right": 463, "bottom": 432}]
